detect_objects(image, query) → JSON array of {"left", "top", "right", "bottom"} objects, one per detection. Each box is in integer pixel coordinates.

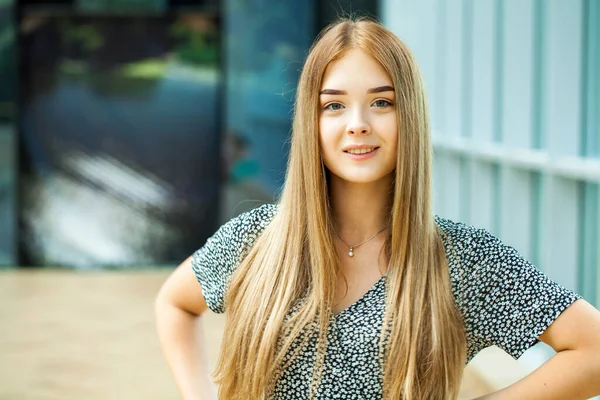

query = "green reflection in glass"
[
  {"left": 77, "top": 0, "right": 165, "bottom": 14},
  {"left": 0, "top": 8, "right": 16, "bottom": 123}
]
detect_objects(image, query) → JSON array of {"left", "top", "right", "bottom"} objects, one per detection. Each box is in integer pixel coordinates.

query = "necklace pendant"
[{"left": 348, "top": 247, "right": 354, "bottom": 257}]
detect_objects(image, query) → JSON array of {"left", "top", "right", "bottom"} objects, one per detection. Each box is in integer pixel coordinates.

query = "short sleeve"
[
  {"left": 191, "top": 204, "right": 277, "bottom": 313},
  {"left": 436, "top": 217, "right": 581, "bottom": 361}
]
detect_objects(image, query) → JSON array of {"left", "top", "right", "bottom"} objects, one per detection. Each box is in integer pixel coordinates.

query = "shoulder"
[
  {"left": 433, "top": 215, "right": 493, "bottom": 245},
  {"left": 432, "top": 215, "right": 522, "bottom": 298},
  {"left": 433, "top": 216, "right": 489, "bottom": 267},
  {"left": 434, "top": 216, "right": 582, "bottom": 361},
  {"left": 191, "top": 203, "right": 279, "bottom": 313},
  {"left": 247, "top": 202, "right": 279, "bottom": 222},
  {"left": 434, "top": 215, "right": 525, "bottom": 270},
  {"left": 215, "top": 203, "right": 279, "bottom": 243},
  {"left": 195, "top": 203, "right": 279, "bottom": 263}
]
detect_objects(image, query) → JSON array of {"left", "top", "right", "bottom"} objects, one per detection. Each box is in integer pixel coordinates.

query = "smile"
[
  {"left": 343, "top": 147, "right": 380, "bottom": 160},
  {"left": 344, "top": 147, "right": 377, "bottom": 155}
]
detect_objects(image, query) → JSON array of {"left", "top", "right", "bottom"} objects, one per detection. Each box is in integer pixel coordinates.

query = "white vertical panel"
[
  {"left": 468, "top": 159, "right": 494, "bottom": 230},
  {"left": 383, "top": 0, "right": 441, "bottom": 132},
  {"left": 414, "top": 0, "right": 439, "bottom": 124},
  {"left": 432, "top": 0, "right": 448, "bottom": 133},
  {"left": 383, "top": 0, "right": 435, "bottom": 118},
  {"left": 434, "top": 152, "right": 462, "bottom": 221},
  {"left": 501, "top": 0, "right": 534, "bottom": 148},
  {"left": 596, "top": 185, "right": 600, "bottom": 308},
  {"left": 382, "top": 0, "right": 416, "bottom": 45},
  {"left": 499, "top": 167, "right": 532, "bottom": 260},
  {"left": 432, "top": 150, "right": 444, "bottom": 217},
  {"left": 544, "top": 0, "right": 583, "bottom": 157},
  {"left": 470, "top": 0, "right": 496, "bottom": 144},
  {"left": 381, "top": 0, "right": 401, "bottom": 19},
  {"left": 441, "top": 0, "right": 464, "bottom": 138},
  {"left": 539, "top": 176, "right": 579, "bottom": 289}
]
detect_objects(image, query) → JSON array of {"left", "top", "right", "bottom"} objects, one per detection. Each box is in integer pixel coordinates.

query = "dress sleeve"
[
  {"left": 441, "top": 220, "right": 581, "bottom": 361},
  {"left": 191, "top": 204, "right": 277, "bottom": 313}
]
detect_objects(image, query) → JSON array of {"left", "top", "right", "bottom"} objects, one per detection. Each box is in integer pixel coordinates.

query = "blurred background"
[{"left": 0, "top": 0, "right": 598, "bottom": 398}]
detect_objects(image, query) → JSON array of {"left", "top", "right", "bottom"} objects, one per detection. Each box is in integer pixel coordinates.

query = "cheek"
[
  {"left": 319, "top": 117, "right": 338, "bottom": 135},
  {"left": 376, "top": 114, "right": 397, "bottom": 140},
  {"left": 318, "top": 118, "right": 342, "bottom": 154},
  {"left": 377, "top": 115, "right": 398, "bottom": 165}
]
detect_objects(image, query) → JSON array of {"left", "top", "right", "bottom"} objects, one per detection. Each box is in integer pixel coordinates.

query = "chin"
[
  {"left": 337, "top": 172, "right": 394, "bottom": 185},
  {"left": 324, "top": 163, "right": 396, "bottom": 185}
]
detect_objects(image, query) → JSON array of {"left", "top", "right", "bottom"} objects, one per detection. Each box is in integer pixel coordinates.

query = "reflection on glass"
[
  {"left": 0, "top": 0, "right": 16, "bottom": 266},
  {"left": 19, "top": 14, "right": 221, "bottom": 268},
  {"left": 221, "top": 0, "right": 315, "bottom": 222},
  {"left": 220, "top": 130, "right": 273, "bottom": 222},
  {"left": 77, "top": 0, "right": 166, "bottom": 13}
]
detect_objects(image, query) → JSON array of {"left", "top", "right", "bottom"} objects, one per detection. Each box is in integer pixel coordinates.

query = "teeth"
[{"left": 347, "top": 148, "right": 375, "bottom": 154}]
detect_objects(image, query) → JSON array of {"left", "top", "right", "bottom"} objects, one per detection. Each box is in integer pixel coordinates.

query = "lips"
[
  {"left": 342, "top": 146, "right": 380, "bottom": 160},
  {"left": 345, "top": 147, "right": 376, "bottom": 155},
  {"left": 343, "top": 145, "right": 380, "bottom": 155}
]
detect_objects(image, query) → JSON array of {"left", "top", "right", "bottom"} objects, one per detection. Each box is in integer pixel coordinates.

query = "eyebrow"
[{"left": 319, "top": 85, "right": 395, "bottom": 95}]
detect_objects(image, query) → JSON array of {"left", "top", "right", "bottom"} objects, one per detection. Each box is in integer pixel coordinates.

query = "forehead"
[{"left": 320, "top": 48, "right": 392, "bottom": 89}]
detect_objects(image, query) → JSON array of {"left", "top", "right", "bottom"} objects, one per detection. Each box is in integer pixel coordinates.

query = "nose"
[{"left": 347, "top": 109, "right": 371, "bottom": 135}]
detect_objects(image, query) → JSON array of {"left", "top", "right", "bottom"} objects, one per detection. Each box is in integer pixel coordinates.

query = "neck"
[{"left": 329, "top": 173, "right": 393, "bottom": 243}]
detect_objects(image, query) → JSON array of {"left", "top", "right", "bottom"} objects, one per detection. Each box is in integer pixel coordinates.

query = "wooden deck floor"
[{"left": 0, "top": 270, "right": 492, "bottom": 399}]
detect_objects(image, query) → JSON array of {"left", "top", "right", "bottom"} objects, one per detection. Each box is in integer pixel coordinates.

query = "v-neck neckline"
[{"left": 333, "top": 275, "right": 386, "bottom": 318}]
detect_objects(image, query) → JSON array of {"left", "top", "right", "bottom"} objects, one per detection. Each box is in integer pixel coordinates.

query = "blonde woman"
[{"left": 155, "top": 17, "right": 600, "bottom": 400}]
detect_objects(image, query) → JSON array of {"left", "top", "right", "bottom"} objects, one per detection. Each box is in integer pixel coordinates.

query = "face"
[{"left": 319, "top": 48, "right": 397, "bottom": 185}]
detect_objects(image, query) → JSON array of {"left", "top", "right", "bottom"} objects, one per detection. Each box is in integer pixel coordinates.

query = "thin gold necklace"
[{"left": 333, "top": 227, "right": 387, "bottom": 257}]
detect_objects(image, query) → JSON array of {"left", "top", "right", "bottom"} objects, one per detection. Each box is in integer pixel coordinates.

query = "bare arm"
[
  {"left": 474, "top": 299, "right": 600, "bottom": 400},
  {"left": 155, "top": 256, "right": 215, "bottom": 400}
]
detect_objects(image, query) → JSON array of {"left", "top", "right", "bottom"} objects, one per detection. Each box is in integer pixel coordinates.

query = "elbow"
[
  {"left": 576, "top": 344, "right": 600, "bottom": 395},
  {"left": 154, "top": 281, "right": 173, "bottom": 318}
]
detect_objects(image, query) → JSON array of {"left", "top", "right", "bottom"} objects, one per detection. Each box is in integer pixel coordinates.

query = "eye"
[
  {"left": 372, "top": 99, "right": 393, "bottom": 108},
  {"left": 324, "top": 102, "right": 344, "bottom": 111}
]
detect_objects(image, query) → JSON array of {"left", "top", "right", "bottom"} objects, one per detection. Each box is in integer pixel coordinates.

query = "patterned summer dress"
[{"left": 191, "top": 204, "right": 580, "bottom": 399}]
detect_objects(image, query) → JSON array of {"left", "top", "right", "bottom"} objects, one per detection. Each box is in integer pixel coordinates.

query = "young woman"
[{"left": 155, "top": 17, "right": 600, "bottom": 400}]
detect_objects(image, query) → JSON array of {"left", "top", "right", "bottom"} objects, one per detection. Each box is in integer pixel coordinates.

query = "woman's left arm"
[{"left": 475, "top": 299, "right": 600, "bottom": 400}]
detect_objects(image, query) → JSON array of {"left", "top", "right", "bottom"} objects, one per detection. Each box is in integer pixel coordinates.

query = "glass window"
[
  {"left": 18, "top": 14, "right": 222, "bottom": 267},
  {"left": 220, "top": 0, "right": 315, "bottom": 222},
  {"left": 0, "top": 0, "right": 17, "bottom": 266}
]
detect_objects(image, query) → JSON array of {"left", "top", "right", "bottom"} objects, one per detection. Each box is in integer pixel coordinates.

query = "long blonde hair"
[{"left": 214, "top": 17, "right": 466, "bottom": 399}]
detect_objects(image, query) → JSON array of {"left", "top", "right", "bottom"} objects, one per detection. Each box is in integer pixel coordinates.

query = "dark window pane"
[
  {"left": 0, "top": 0, "right": 17, "bottom": 267},
  {"left": 18, "top": 14, "right": 221, "bottom": 268}
]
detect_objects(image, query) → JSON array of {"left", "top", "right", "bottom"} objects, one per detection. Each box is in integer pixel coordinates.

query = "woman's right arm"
[{"left": 155, "top": 256, "right": 215, "bottom": 400}]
